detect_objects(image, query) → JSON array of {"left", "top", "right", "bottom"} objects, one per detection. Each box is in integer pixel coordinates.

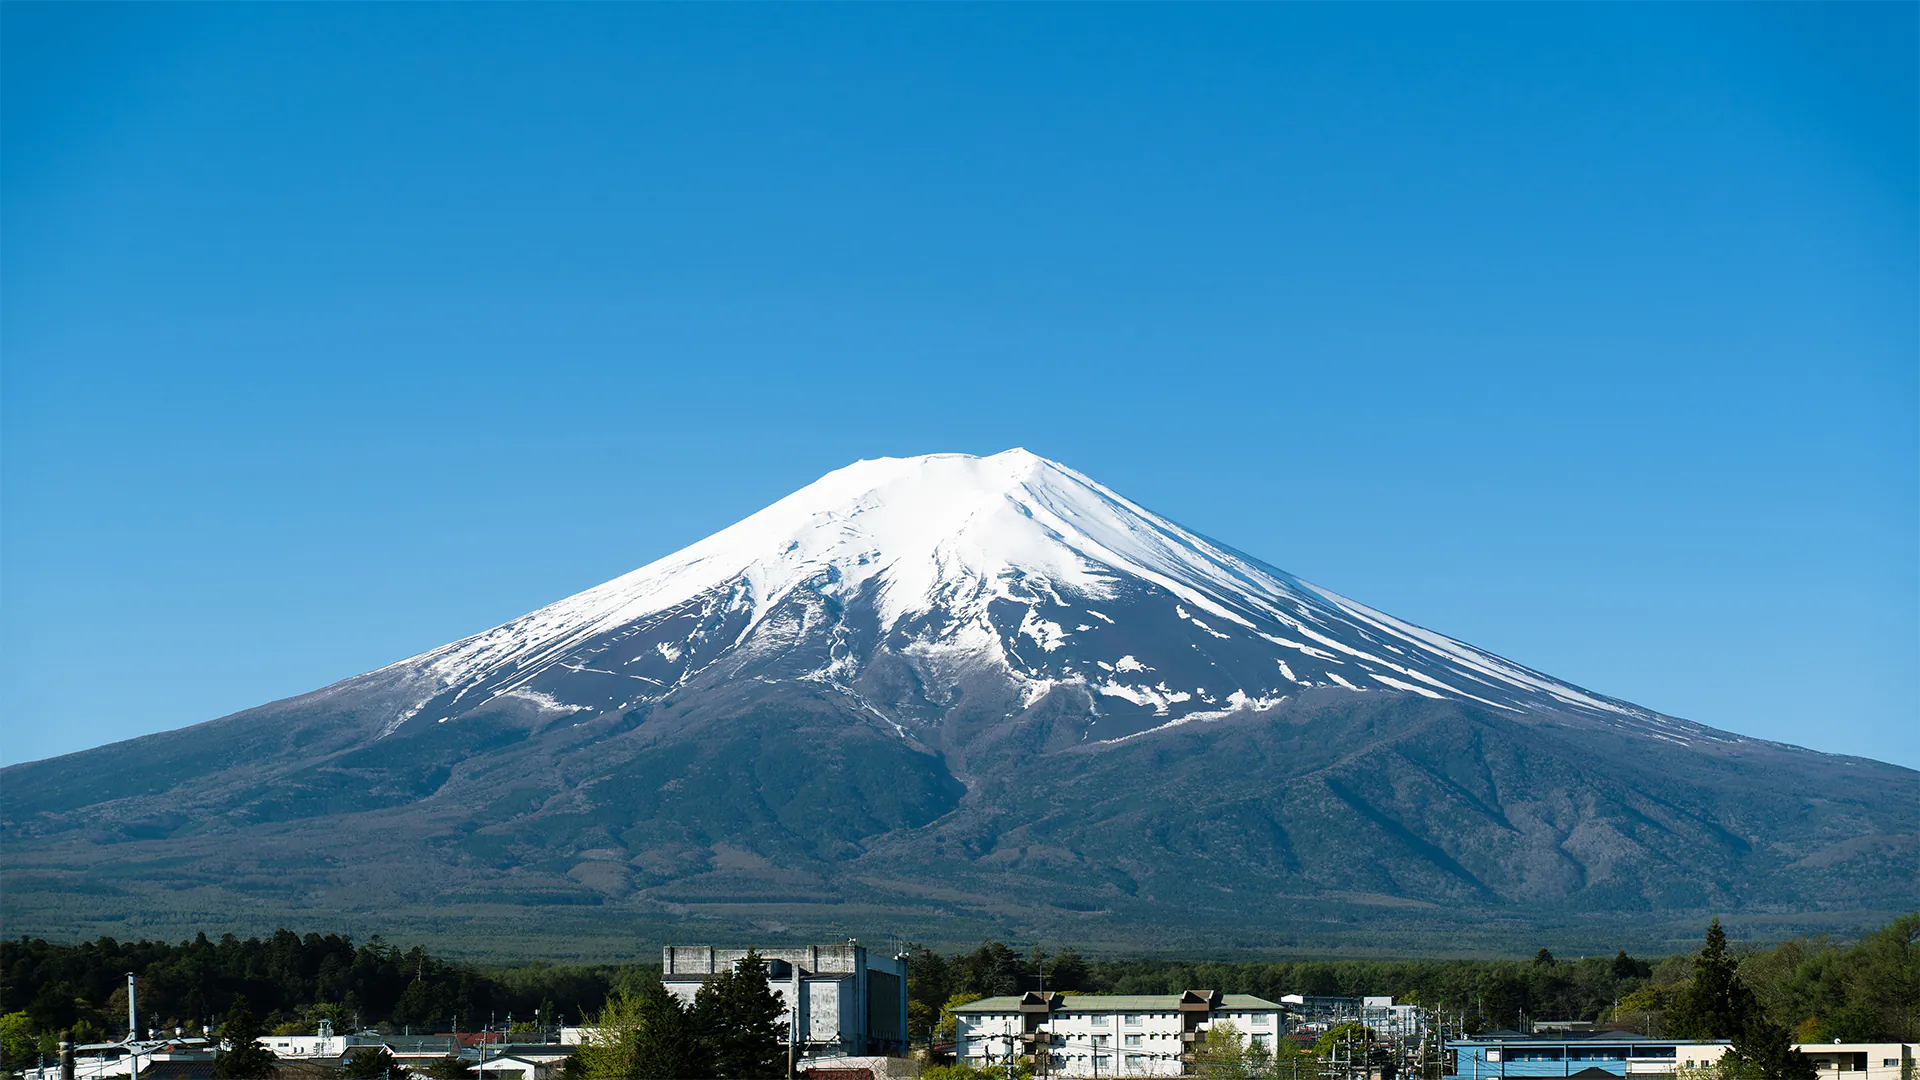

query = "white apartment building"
[{"left": 953, "top": 990, "right": 1287, "bottom": 1078}]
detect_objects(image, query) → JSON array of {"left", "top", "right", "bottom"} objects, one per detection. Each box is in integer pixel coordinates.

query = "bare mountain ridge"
[{"left": 4, "top": 450, "right": 1914, "bottom": 951}]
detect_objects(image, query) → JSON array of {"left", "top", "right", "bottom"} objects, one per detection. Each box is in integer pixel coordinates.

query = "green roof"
[{"left": 952, "top": 995, "right": 1282, "bottom": 1013}]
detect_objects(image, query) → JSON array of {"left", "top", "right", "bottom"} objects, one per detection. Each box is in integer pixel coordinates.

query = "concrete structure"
[
  {"left": 953, "top": 991, "right": 1287, "bottom": 1077},
  {"left": 662, "top": 944, "right": 910, "bottom": 1060},
  {"left": 799, "top": 1054, "right": 923, "bottom": 1080}
]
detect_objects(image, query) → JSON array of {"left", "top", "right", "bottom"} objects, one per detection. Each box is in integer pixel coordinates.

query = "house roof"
[
  {"left": 475, "top": 1056, "right": 550, "bottom": 1072},
  {"left": 375, "top": 1036, "right": 465, "bottom": 1054},
  {"left": 953, "top": 994, "right": 1283, "bottom": 1013},
  {"left": 1462, "top": 1031, "right": 1730, "bottom": 1046},
  {"left": 136, "top": 1064, "right": 216, "bottom": 1080}
]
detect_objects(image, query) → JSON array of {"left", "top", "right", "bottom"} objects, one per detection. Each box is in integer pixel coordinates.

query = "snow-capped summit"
[{"left": 376, "top": 449, "right": 1709, "bottom": 746}]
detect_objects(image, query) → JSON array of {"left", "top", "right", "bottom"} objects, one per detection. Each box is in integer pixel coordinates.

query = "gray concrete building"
[{"left": 662, "top": 944, "right": 909, "bottom": 1061}]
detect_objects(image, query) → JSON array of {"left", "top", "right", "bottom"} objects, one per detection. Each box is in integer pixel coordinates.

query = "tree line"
[
  {"left": 0, "top": 931, "right": 641, "bottom": 1061},
  {"left": 904, "top": 914, "right": 1916, "bottom": 1047}
]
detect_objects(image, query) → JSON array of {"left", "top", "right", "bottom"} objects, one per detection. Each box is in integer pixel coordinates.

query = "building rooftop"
[
  {"left": 1460, "top": 1030, "right": 1729, "bottom": 1044},
  {"left": 953, "top": 994, "right": 1283, "bottom": 1013}
]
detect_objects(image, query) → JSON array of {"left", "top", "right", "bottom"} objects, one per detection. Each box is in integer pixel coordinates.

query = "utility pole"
[
  {"left": 126, "top": 973, "right": 140, "bottom": 1080},
  {"left": 788, "top": 961, "right": 802, "bottom": 1080}
]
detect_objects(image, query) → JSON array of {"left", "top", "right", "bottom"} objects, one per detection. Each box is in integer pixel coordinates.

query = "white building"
[
  {"left": 258, "top": 1033, "right": 363, "bottom": 1059},
  {"left": 473, "top": 1052, "right": 571, "bottom": 1080},
  {"left": 1797, "top": 1042, "right": 1917, "bottom": 1079},
  {"left": 953, "top": 990, "right": 1287, "bottom": 1078},
  {"left": 661, "top": 943, "right": 910, "bottom": 1060}
]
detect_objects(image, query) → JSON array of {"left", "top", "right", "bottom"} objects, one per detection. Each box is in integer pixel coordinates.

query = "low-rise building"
[
  {"left": 473, "top": 1052, "right": 572, "bottom": 1080},
  {"left": 1797, "top": 1042, "right": 1918, "bottom": 1079},
  {"left": 662, "top": 943, "right": 910, "bottom": 1060},
  {"left": 1447, "top": 1030, "right": 1725, "bottom": 1078},
  {"left": 1447, "top": 1032, "right": 1920, "bottom": 1080},
  {"left": 953, "top": 990, "right": 1287, "bottom": 1077}
]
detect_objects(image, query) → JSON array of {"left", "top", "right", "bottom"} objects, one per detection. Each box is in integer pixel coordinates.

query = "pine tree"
[
  {"left": 1669, "top": 919, "right": 1817, "bottom": 1079},
  {"left": 1611, "top": 950, "right": 1648, "bottom": 980},
  {"left": 629, "top": 980, "right": 698, "bottom": 1080},
  {"left": 211, "top": 998, "right": 278, "bottom": 1080},
  {"left": 1670, "top": 919, "right": 1754, "bottom": 1039},
  {"left": 692, "top": 951, "right": 788, "bottom": 1080}
]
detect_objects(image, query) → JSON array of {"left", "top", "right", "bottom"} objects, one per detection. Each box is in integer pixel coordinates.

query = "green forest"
[
  {"left": 904, "top": 914, "right": 1917, "bottom": 1046},
  {"left": 3, "top": 913, "right": 1913, "bottom": 1073}
]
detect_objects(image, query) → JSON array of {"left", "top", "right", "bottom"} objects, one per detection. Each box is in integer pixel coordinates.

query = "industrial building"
[{"left": 661, "top": 943, "right": 909, "bottom": 1061}]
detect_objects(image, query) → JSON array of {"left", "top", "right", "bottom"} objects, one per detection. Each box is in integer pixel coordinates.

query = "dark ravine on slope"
[{"left": 4, "top": 451, "right": 1915, "bottom": 954}]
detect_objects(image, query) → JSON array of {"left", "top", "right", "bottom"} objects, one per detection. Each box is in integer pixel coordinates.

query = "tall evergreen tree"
[
  {"left": 1670, "top": 919, "right": 1754, "bottom": 1039},
  {"left": 1611, "top": 950, "right": 1649, "bottom": 980},
  {"left": 1667, "top": 919, "right": 1817, "bottom": 1079},
  {"left": 692, "top": 952, "right": 788, "bottom": 1080},
  {"left": 629, "top": 980, "right": 699, "bottom": 1080},
  {"left": 210, "top": 998, "right": 278, "bottom": 1079}
]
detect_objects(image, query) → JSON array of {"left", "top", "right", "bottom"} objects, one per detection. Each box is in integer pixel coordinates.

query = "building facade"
[
  {"left": 1446, "top": 1032, "right": 1918, "bottom": 1080},
  {"left": 661, "top": 944, "right": 909, "bottom": 1060},
  {"left": 1446, "top": 1031, "right": 1727, "bottom": 1078},
  {"left": 1797, "top": 1043, "right": 1918, "bottom": 1079},
  {"left": 953, "top": 991, "right": 1287, "bottom": 1077}
]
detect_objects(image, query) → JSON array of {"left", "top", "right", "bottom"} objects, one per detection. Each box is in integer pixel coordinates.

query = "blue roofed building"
[{"left": 1446, "top": 1030, "right": 1730, "bottom": 1079}]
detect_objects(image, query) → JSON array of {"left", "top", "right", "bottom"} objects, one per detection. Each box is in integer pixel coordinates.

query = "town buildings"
[
  {"left": 661, "top": 943, "right": 910, "bottom": 1061},
  {"left": 952, "top": 990, "right": 1288, "bottom": 1078}
]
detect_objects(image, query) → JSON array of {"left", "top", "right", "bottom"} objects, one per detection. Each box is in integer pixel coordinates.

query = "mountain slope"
[{"left": 3, "top": 450, "right": 1915, "bottom": 953}]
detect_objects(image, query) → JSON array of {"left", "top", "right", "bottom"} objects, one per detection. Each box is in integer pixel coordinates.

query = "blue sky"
[{"left": 4, "top": 4, "right": 1914, "bottom": 768}]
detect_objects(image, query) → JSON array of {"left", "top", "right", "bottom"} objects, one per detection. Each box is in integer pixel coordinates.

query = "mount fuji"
[{"left": 4, "top": 450, "right": 1915, "bottom": 952}]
